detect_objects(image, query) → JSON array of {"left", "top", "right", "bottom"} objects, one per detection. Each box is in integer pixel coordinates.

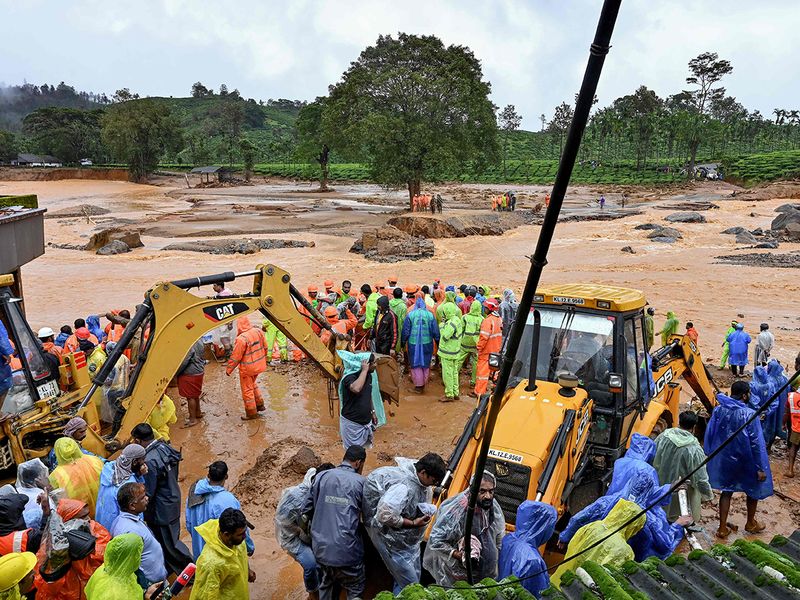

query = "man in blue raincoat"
[
  {"left": 750, "top": 365, "right": 778, "bottom": 446},
  {"left": 498, "top": 501, "right": 558, "bottom": 598},
  {"left": 186, "top": 460, "right": 254, "bottom": 558},
  {"left": 705, "top": 380, "right": 773, "bottom": 538},
  {"left": 726, "top": 323, "right": 751, "bottom": 377},
  {"left": 607, "top": 433, "right": 661, "bottom": 496},
  {"left": 559, "top": 472, "right": 689, "bottom": 562},
  {"left": 765, "top": 359, "right": 789, "bottom": 450}
]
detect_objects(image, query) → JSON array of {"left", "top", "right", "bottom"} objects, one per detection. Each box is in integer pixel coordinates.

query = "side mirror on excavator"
[
  {"left": 607, "top": 372, "right": 623, "bottom": 393},
  {"left": 488, "top": 353, "right": 502, "bottom": 370}
]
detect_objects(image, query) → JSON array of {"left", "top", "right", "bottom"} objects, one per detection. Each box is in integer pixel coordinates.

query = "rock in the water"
[
  {"left": 775, "top": 203, "right": 800, "bottom": 213},
  {"left": 646, "top": 226, "right": 682, "bottom": 240},
  {"left": 750, "top": 227, "right": 764, "bottom": 236},
  {"left": 721, "top": 226, "right": 747, "bottom": 235},
  {"left": 735, "top": 231, "right": 758, "bottom": 244},
  {"left": 96, "top": 240, "right": 131, "bottom": 255},
  {"left": 386, "top": 211, "right": 538, "bottom": 239},
  {"left": 621, "top": 246, "right": 636, "bottom": 254},
  {"left": 650, "top": 236, "right": 677, "bottom": 244},
  {"left": 665, "top": 211, "right": 706, "bottom": 223},
  {"left": 86, "top": 227, "right": 143, "bottom": 250},
  {"left": 755, "top": 240, "right": 779, "bottom": 249},
  {"left": 634, "top": 223, "right": 661, "bottom": 231},
  {"left": 771, "top": 209, "right": 800, "bottom": 240},
  {"left": 350, "top": 226, "right": 434, "bottom": 262}
]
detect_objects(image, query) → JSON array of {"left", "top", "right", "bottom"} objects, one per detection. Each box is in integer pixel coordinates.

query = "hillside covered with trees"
[{"left": 1, "top": 48, "right": 799, "bottom": 186}]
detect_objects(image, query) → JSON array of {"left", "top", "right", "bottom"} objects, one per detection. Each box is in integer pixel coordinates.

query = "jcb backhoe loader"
[
  {"left": 440, "top": 283, "right": 718, "bottom": 540},
  {"left": 0, "top": 264, "right": 399, "bottom": 475}
]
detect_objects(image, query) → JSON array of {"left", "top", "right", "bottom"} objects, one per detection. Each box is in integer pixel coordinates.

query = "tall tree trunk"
[
  {"left": 407, "top": 179, "right": 421, "bottom": 211},
  {"left": 688, "top": 138, "right": 699, "bottom": 179},
  {"left": 317, "top": 144, "right": 330, "bottom": 191}
]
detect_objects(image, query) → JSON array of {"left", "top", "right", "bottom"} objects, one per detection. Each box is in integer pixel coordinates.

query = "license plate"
[
  {"left": 36, "top": 380, "right": 60, "bottom": 400},
  {"left": 552, "top": 296, "right": 585, "bottom": 305}
]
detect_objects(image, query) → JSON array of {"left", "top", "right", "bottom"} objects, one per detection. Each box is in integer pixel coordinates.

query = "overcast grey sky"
[{"left": 2, "top": 0, "right": 798, "bottom": 129}]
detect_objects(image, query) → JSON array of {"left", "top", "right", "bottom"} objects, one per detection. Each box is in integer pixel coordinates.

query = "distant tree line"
[{"left": 1, "top": 49, "right": 799, "bottom": 186}]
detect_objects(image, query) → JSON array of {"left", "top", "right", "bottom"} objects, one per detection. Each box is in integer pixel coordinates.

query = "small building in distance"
[
  {"left": 11, "top": 153, "right": 63, "bottom": 167},
  {"left": 190, "top": 165, "right": 233, "bottom": 184}
]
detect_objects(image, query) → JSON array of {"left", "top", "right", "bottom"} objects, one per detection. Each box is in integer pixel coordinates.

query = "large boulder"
[
  {"left": 735, "top": 231, "right": 758, "bottom": 244},
  {"left": 665, "top": 211, "right": 706, "bottom": 224},
  {"left": 634, "top": 223, "right": 661, "bottom": 231},
  {"left": 720, "top": 226, "right": 747, "bottom": 235},
  {"left": 775, "top": 203, "right": 800, "bottom": 213},
  {"left": 85, "top": 227, "right": 144, "bottom": 250},
  {"left": 771, "top": 208, "right": 800, "bottom": 230},
  {"left": 96, "top": 240, "right": 131, "bottom": 255},
  {"left": 646, "top": 226, "right": 682, "bottom": 240},
  {"left": 650, "top": 236, "right": 677, "bottom": 244}
]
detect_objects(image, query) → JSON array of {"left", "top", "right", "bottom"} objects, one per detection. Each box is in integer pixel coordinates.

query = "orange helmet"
[
  {"left": 404, "top": 284, "right": 418, "bottom": 294},
  {"left": 308, "top": 285, "right": 318, "bottom": 293},
  {"left": 323, "top": 279, "right": 334, "bottom": 289},
  {"left": 324, "top": 306, "right": 338, "bottom": 320},
  {"left": 388, "top": 275, "right": 398, "bottom": 284}
]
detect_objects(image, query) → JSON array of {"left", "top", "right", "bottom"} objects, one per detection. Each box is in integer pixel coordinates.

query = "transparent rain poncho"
[
  {"left": 274, "top": 468, "right": 316, "bottom": 555},
  {"left": 653, "top": 427, "right": 714, "bottom": 521},
  {"left": 15, "top": 458, "right": 50, "bottom": 528},
  {"left": 422, "top": 473, "right": 505, "bottom": 587},
  {"left": 362, "top": 458, "right": 433, "bottom": 588},
  {"left": 551, "top": 498, "right": 645, "bottom": 588}
]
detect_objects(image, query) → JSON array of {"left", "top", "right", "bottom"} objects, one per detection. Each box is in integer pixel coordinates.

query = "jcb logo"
[
  {"left": 654, "top": 368, "right": 674, "bottom": 395},
  {"left": 215, "top": 304, "right": 235, "bottom": 320}
]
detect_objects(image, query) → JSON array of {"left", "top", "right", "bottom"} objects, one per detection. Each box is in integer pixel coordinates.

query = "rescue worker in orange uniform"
[
  {"left": 226, "top": 317, "right": 268, "bottom": 420},
  {"left": 320, "top": 305, "right": 358, "bottom": 347},
  {"left": 474, "top": 299, "right": 503, "bottom": 397},
  {"left": 104, "top": 309, "right": 130, "bottom": 344},
  {"left": 786, "top": 388, "right": 800, "bottom": 478},
  {"left": 323, "top": 280, "right": 336, "bottom": 297}
]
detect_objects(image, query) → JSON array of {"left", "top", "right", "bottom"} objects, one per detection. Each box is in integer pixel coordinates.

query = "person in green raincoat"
[
  {"left": 645, "top": 307, "right": 655, "bottom": 349},
  {"left": 389, "top": 289, "right": 408, "bottom": 355},
  {"left": 436, "top": 289, "right": 458, "bottom": 325},
  {"left": 85, "top": 533, "right": 146, "bottom": 600},
  {"left": 657, "top": 311, "right": 679, "bottom": 347},
  {"left": 438, "top": 304, "right": 464, "bottom": 402},
  {"left": 551, "top": 498, "right": 645, "bottom": 588},
  {"left": 262, "top": 318, "right": 288, "bottom": 363},
  {"left": 719, "top": 320, "right": 738, "bottom": 369},
  {"left": 458, "top": 300, "right": 483, "bottom": 389}
]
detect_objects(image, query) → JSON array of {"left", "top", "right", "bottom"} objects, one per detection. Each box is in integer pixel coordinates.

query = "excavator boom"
[{"left": 77, "top": 264, "right": 379, "bottom": 455}]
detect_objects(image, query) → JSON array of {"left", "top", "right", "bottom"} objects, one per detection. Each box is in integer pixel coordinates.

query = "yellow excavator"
[
  {"left": 439, "top": 283, "right": 718, "bottom": 543},
  {"left": 0, "top": 263, "right": 399, "bottom": 472}
]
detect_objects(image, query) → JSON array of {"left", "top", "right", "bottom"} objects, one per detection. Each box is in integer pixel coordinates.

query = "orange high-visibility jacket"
[
  {"left": 320, "top": 309, "right": 357, "bottom": 346},
  {"left": 227, "top": 319, "right": 267, "bottom": 376},
  {"left": 477, "top": 314, "right": 503, "bottom": 357}
]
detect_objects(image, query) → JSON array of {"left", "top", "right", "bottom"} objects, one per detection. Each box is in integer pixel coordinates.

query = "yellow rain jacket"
[
  {"left": 190, "top": 519, "right": 249, "bottom": 600},
  {"left": 86, "top": 346, "right": 107, "bottom": 412},
  {"left": 147, "top": 395, "right": 177, "bottom": 442},
  {"left": 48, "top": 438, "right": 104, "bottom": 517},
  {"left": 85, "top": 534, "right": 144, "bottom": 600},
  {"left": 0, "top": 551, "right": 37, "bottom": 600},
  {"left": 551, "top": 498, "right": 645, "bottom": 588}
]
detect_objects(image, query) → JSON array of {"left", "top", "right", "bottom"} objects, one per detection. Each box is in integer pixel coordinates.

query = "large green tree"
[
  {"left": 102, "top": 99, "right": 181, "bottom": 181},
  {"left": 684, "top": 52, "right": 732, "bottom": 176},
  {"left": 22, "top": 107, "right": 103, "bottom": 163},
  {"left": 498, "top": 104, "right": 522, "bottom": 176},
  {"left": 320, "top": 33, "right": 498, "bottom": 207},
  {"left": 296, "top": 98, "right": 332, "bottom": 190},
  {"left": 0, "top": 130, "right": 18, "bottom": 162}
]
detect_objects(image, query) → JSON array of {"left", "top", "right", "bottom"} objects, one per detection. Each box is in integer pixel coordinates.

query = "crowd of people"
[
  {"left": 0, "top": 416, "right": 256, "bottom": 599},
  {"left": 410, "top": 194, "right": 443, "bottom": 213},
  {"left": 490, "top": 191, "right": 516, "bottom": 211},
  {"left": 2, "top": 280, "right": 800, "bottom": 598}
]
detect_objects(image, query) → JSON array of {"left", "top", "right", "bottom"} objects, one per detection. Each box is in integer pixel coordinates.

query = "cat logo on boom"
[{"left": 202, "top": 301, "right": 250, "bottom": 323}]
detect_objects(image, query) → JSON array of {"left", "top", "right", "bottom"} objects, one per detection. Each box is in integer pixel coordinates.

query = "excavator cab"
[{"left": 442, "top": 284, "right": 679, "bottom": 531}]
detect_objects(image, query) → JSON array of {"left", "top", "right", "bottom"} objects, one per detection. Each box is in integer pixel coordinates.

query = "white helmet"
[{"left": 37, "top": 327, "right": 55, "bottom": 339}]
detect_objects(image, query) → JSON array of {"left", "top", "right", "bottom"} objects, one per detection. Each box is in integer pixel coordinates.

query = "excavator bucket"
[{"left": 374, "top": 355, "right": 400, "bottom": 406}]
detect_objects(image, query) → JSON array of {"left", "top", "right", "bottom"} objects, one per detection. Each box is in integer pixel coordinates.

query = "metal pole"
[{"left": 463, "top": 0, "right": 622, "bottom": 583}]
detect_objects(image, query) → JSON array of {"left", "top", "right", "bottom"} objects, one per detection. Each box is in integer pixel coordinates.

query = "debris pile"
[
  {"left": 386, "top": 211, "right": 539, "bottom": 239},
  {"left": 162, "top": 238, "right": 314, "bottom": 255},
  {"left": 350, "top": 226, "right": 434, "bottom": 262}
]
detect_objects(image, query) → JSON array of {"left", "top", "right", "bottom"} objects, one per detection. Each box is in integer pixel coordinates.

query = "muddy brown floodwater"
[{"left": 2, "top": 175, "right": 800, "bottom": 598}]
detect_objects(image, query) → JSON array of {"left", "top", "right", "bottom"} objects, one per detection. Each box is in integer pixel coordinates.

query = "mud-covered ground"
[{"left": 2, "top": 174, "right": 800, "bottom": 598}]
